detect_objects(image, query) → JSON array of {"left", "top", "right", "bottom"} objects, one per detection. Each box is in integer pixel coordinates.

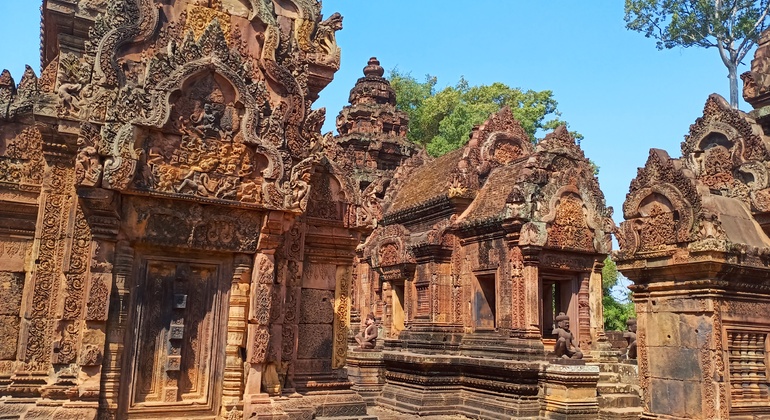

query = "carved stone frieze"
[{"left": 124, "top": 197, "right": 262, "bottom": 253}]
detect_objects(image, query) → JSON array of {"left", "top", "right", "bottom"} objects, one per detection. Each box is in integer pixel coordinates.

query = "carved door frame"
[
  {"left": 120, "top": 248, "right": 232, "bottom": 419},
  {"left": 539, "top": 271, "right": 579, "bottom": 343}
]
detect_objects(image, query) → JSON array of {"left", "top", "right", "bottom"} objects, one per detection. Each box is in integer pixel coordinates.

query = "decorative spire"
[
  {"left": 333, "top": 57, "right": 418, "bottom": 187},
  {"left": 347, "top": 56, "right": 396, "bottom": 107},
  {"left": 363, "top": 57, "right": 385, "bottom": 78}
]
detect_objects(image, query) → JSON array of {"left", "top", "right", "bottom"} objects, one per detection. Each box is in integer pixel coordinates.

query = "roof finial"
[{"left": 363, "top": 57, "right": 384, "bottom": 78}]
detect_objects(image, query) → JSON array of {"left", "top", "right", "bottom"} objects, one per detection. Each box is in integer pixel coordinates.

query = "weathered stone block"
[
  {"left": 648, "top": 347, "right": 701, "bottom": 381},
  {"left": 644, "top": 312, "right": 681, "bottom": 347},
  {"left": 650, "top": 378, "right": 685, "bottom": 417}
]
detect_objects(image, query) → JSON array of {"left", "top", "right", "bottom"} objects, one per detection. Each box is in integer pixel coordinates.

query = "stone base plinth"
[
  {"left": 346, "top": 349, "right": 386, "bottom": 405},
  {"left": 540, "top": 363, "right": 600, "bottom": 420},
  {"left": 0, "top": 401, "right": 97, "bottom": 420},
  {"left": 377, "top": 350, "right": 541, "bottom": 418}
]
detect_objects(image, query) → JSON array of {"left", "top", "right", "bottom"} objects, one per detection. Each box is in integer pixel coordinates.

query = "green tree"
[
  {"left": 602, "top": 256, "right": 636, "bottom": 332},
  {"left": 625, "top": 0, "right": 770, "bottom": 108},
  {"left": 388, "top": 70, "right": 575, "bottom": 157}
]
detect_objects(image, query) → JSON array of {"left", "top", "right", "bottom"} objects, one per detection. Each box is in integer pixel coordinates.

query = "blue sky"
[{"left": 0, "top": 1, "right": 753, "bottom": 230}]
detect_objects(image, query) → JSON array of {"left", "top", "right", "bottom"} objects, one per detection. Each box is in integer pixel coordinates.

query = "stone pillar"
[
  {"left": 99, "top": 240, "right": 132, "bottom": 416},
  {"left": 588, "top": 260, "right": 611, "bottom": 354},
  {"left": 333, "top": 264, "right": 352, "bottom": 369},
  {"left": 221, "top": 254, "right": 251, "bottom": 416},
  {"left": 521, "top": 246, "right": 542, "bottom": 339},
  {"left": 75, "top": 187, "right": 121, "bottom": 414},
  {"left": 508, "top": 245, "right": 527, "bottom": 336},
  {"left": 577, "top": 272, "right": 591, "bottom": 350},
  {"left": 433, "top": 261, "right": 453, "bottom": 324}
]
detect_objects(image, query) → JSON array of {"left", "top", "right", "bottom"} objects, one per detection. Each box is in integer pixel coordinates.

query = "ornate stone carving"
[
  {"left": 0, "top": 126, "right": 44, "bottom": 185},
  {"left": 185, "top": 5, "right": 232, "bottom": 41},
  {"left": 333, "top": 265, "right": 352, "bottom": 369},
  {"left": 126, "top": 198, "right": 261, "bottom": 253},
  {"left": 545, "top": 193, "right": 594, "bottom": 251}
]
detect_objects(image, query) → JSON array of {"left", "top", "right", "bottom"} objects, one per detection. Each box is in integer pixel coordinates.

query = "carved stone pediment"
[{"left": 681, "top": 95, "right": 770, "bottom": 213}]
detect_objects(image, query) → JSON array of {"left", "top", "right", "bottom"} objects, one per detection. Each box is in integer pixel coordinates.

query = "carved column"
[
  {"left": 577, "top": 272, "right": 591, "bottom": 349},
  {"left": 333, "top": 265, "right": 352, "bottom": 369},
  {"left": 14, "top": 157, "right": 75, "bottom": 395},
  {"left": 431, "top": 259, "right": 454, "bottom": 324},
  {"left": 588, "top": 260, "right": 609, "bottom": 351},
  {"left": 381, "top": 281, "right": 392, "bottom": 339},
  {"left": 245, "top": 253, "right": 275, "bottom": 399},
  {"left": 521, "top": 246, "right": 542, "bottom": 339},
  {"left": 509, "top": 246, "right": 526, "bottom": 336},
  {"left": 99, "top": 240, "right": 132, "bottom": 416},
  {"left": 221, "top": 254, "right": 251, "bottom": 415},
  {"left": 496, "top": 248, "right": 513, "bottom": 332},
  {"left": 281, "top": 217, "right": 305, "bottom": 393}
]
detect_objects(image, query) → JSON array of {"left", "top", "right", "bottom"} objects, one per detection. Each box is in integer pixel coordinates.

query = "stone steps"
[
  {"left": 599, "top": 406, "right": 643, "bottom": 420},
  {"left": 600, "top": 371, "right": 619, "bottom": 383}
]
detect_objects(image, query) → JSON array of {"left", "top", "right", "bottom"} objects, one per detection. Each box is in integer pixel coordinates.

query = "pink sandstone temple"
[{"left": 2, "top": 1, "right": 770, "bottom": 419}]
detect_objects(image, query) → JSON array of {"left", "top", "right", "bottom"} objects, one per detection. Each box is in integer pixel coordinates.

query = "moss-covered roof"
[
  {"left": 387, "top": 148, "right": 464, "bottom": 214},
  {"left": 455, "top": 163, "right": 522, "bottom": 226}
]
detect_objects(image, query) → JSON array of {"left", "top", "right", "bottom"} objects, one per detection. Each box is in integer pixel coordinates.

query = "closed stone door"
[{"left": 124, "top": 256, "right": 229, "bottom": 418}]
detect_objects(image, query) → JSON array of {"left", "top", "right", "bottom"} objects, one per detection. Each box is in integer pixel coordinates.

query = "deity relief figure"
[
  {"left": 552, "top": 312, "right": 583, "bottom": 359},
  {"left": 355, "top": 313, "right": 378, "bottom": 349},
  {"left": 175, "top": 158, "right": 220, "bottom": 196},
  {"left": 290, "top": 170, "right": 312, "bottom": 210},
  {"left": 191, "top": 102, "right": 225, "bottom": 138},
  {"left": 74, "top": 135, "right": 102, "bottom": 187},
  {"left": 624, "top": 317, "right": 637, "bottom": 360}
]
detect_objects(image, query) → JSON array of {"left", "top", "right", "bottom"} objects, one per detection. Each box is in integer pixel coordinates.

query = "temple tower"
[{"left": 334, "top": 57, "right": 417, "bottom": 192}]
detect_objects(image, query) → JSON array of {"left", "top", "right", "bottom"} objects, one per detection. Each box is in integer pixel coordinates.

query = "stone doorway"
[
  {"left": 540, "top": 275, "right": 578, "bottom": 342},
  {"left": 472, "top": 273, "right": 496, "bottom": 331},
  {"left": 122, "top": 253, "right": 231, "bottom": 418}
]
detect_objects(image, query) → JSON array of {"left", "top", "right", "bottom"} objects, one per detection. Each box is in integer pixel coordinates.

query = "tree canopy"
[
  {"left": 624, "top": 0, "right": 770, "bottom": 108},
  {"left": 388, "top": 70, "right": 575, "bottom": 157},
  {"left": 602, "top": 256, "right": 636, "bottom": 332}
]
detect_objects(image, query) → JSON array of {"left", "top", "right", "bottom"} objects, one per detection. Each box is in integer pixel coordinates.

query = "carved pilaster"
[
  {"left": 14, "top": 159, "right": 74, "bottom": 395},
  {"left": 244, "top": 212, "right": 288, "bottom": 416},
  {"left": 333, "top": 265, "right": 352, "bottom": 369}
]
